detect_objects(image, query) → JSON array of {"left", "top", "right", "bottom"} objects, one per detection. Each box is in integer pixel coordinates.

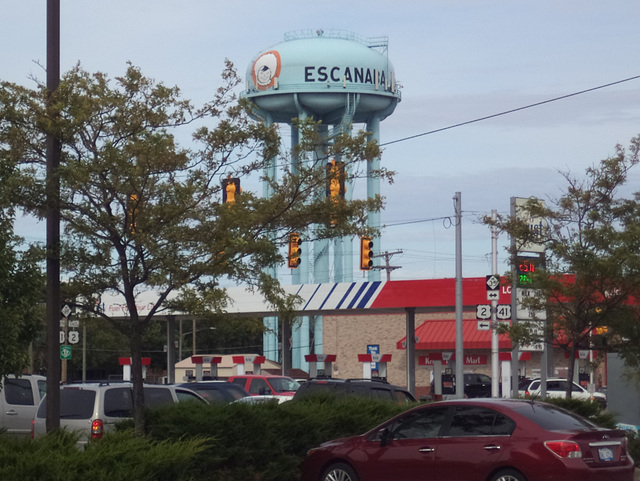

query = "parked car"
[
  {"left": 227, "top": 374, "right": 300, "bottom": 397},
  {"left": 0, "top": 374, "right": 46, "bottom": 436},
  {"left": 293, "top": 378, "right": 416, "bottom": 403},
  {"left": 519, "top": 378, "right": 607, "bottom": 407},
  {"left": 176, "top": 381, "right": 249, "bottom": 403},
  {"left": 31, "top": 382, "right": 205, "bottom": 445},
  {"left": 430, "top": 372, "right": 493, "bottom": 398},
  {"left": 300, "top": 398, "right": 634, "bottom": 481}
]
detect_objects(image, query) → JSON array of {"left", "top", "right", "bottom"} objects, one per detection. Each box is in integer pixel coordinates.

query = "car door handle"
[
  {"left": 484, "top": 445, "right": 501, "bottom": 451},
  {"left": 6, "top": 410, "right": 18, "bottom": 416},
  {"left": 418, "top": 447, "right": 435, "bottom": 453}
]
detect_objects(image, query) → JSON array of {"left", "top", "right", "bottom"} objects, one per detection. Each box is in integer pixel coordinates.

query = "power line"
[{"left": 380, "top": 74, "right": 640, "bottom": 147}]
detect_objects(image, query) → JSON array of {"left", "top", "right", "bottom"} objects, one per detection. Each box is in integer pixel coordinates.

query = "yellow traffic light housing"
[
  {"left": 326, "top": 159, "right": 346, "bottom": 227},
  {"left": 360, "top": 236, "right": 373, "bottom": 270},
  {"left": 326, "top": 159, "right": 346, "bottom": 199},
  {"left": 222, "top": 175, "right": 241, "bottom": 204},
  {"left": 128, "top": 193, "right": 139, "bottom": 234},
  {"left": 288, "top": 233, "right": 302, "bottom": 269}
]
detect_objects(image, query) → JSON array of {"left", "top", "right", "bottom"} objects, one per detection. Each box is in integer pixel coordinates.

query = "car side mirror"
[{"left": 379, "top": 428, "right": 391, "bottom": 447}]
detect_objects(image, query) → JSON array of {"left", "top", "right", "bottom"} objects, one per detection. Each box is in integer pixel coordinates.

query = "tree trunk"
[
  {"left": 130, "top": 323, "right": 146, "bottom": 436},
  {"left": 566, "top": 342, "right": 578, "bottom": 399}
]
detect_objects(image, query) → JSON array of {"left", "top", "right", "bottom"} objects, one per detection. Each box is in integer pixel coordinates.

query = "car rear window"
[
  {"left": 369, "top": 387, "right": 394, "bottom": 400},
  {"left": 59, "top": 389, "right": 97, "bottom": 419},
  {"left": 510, "top": 402, "right": 596, "bottom": 431},
  {"left": 104, "top": 387, "right": 134, "bottom": 417},
  {"left": 295, "top": 381, "right": 340, "bottom": 398},
  {"left": 395, "top": 390, "right": 416, "bottom": 403}
]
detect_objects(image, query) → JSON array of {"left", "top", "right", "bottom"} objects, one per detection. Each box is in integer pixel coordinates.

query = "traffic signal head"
[
  {"left": 288, "top": 233, "right": 302, "bottom": 269},
  {"left": 326, "top": 159, "right": 346, "bottom": 199},
  {"left": 128, "top": 193, "right": 139, "bottom": 234},
  {"left": 222, "top": 176, "right": 241, "bottom": 204},
  {"left": 360, "top": 236, "right": 373, "bottom": 270}
]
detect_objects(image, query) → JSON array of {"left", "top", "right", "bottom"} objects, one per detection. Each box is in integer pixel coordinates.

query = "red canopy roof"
[{"left": 397, "top": 319, "right": 513, "bottom": 351}]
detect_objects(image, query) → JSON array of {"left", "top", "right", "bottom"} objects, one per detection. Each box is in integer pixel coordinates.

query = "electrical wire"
[{"left": 380, "top": 74, "right": 640, "bottom": 147}]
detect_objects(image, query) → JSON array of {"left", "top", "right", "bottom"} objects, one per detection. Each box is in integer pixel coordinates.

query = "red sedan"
[{"left": 300, "top": 398, "right": 634, "bottom": 481}]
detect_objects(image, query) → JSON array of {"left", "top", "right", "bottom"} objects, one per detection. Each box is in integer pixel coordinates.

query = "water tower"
[{"left": 242, "top": 30, "right": 401, "bottom": 369}]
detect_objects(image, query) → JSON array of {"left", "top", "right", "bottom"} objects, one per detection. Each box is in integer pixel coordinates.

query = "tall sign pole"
[
  {"left": 491, "top": 210, "right": 500, "bottom": 397},
  {"left": 510, "top": 197, "right": 519, "bottom": 397},
  {"left": 46, "top": 0, "right": 62, "bottom": 432},
  {"left": 454, "top": 192, "right": 464, "bottom": 398}
]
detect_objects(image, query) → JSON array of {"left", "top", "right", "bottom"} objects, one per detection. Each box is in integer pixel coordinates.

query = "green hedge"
[
  {"left": 0, "top": 429, "right": 207, "bottom": 481},
  {"left": 2, "top": 396, "right": 634, "bottom": 480},
  {"left": 135, "top": 396, "right": 412, "bottom": 481}
]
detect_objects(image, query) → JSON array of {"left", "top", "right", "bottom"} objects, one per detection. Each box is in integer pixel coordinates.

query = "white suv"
[
  {"left": 31, "top": 382, "right": 204, "bottom": 444},
  {"left": 1, "top": 374, "right": 46, "bottom": 435},
  {"left": 519, "top": 378, "right": 607, "bottom": 408}
]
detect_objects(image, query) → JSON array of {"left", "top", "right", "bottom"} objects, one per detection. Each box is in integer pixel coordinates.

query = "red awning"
[{"left": 397, "top": 319, "right": 513, "bottom": 351}]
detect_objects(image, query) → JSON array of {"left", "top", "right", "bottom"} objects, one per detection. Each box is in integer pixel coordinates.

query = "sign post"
[{"left": 60, "top": 304, "right": 72, "bottom": 382}]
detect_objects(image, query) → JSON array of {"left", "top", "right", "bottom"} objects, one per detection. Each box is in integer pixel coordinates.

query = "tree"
[
  {"left": 488, "top": 134, "right": 640, "bottom": 398},
  {"left": 0, "top": 214, "right": 44, "bottom": 378},
  {"left": 0, "top": 99, "right": 46, "bottom": 377},
  {"left": 0, "top": 62, "right": 389, "bottom": 433}
]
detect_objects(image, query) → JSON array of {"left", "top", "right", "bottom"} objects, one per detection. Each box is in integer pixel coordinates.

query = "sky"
[{"left": 3, "top": 1, "right": 640, "bottom": 282}]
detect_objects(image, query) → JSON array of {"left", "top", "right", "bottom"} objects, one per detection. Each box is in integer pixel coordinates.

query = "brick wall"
[{"left": 318, "top": 312, "right": 607, "bottom": 391}]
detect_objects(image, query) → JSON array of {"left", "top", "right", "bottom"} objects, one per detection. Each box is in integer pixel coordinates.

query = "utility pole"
[
  {"left": 373, "top": 250, "right": 403, "bottom": 281},
  {"left": 46, "top": 0, "right": 61, "bottom": 433},
  {"left": 454, "top": 192, "right": 464, "bottom": 399}
]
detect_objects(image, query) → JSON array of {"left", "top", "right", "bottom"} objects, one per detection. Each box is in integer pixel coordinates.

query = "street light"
[{"left": 178, "top": 322, "right": 215, "bottom": 360}]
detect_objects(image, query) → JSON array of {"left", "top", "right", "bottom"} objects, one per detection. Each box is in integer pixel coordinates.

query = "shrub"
[
  {"left": 0, "top": 429, "right": 208, "bottom": 481},
  {"left": 141, "top": 396, "right": 415, "bottom": 481}
]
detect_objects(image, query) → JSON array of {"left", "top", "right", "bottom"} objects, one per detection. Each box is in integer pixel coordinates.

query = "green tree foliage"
[
  {"left": 0, "top": 62, "right": 390, "bottom": 430},
  {"left": 137, "top": 397, "right": 412, "bottom": 481},
  {"left": 0, "top": 215, "right": 44, "bottom": 377},
  {"left": 488, "top": 134, "right": 640, "bottom": 397}
]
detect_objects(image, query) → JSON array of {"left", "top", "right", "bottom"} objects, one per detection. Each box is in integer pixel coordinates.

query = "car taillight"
[
  {"left": 91, "top": 419, "right": 104, "bottom": 439},
  {"left": 545, "top": 440, "right": 582, "bottom": 458},
  {"left": 31, "top": 419, "right": 35, "bottom": 439},
  {"left": 525, "top": 390, "right": 530, "bottom": 396}
]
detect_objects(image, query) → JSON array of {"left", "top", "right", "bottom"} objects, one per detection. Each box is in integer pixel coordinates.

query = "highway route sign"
[
  {"left": 496, "top": 304, "right": 511, "bottom": 320},
  {"left": 477, "top": 304, "right": 512, "bottom": 320},
  {"left": 60, "top": 345, "right": 72, "bottom": 360},
  {"left": 486, "top": 275, "right": 500, "bottom": 290},
  {"left": 476, "top": 304, "right": 491, "bottom": 320}
]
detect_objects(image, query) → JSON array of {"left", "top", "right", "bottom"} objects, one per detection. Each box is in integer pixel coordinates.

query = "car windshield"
[
  {"left": 510, "top": 402, "right": 597, "bottom": 431},
  {"left": 268, "top": 377, "right": 300, "bottom": 393}
]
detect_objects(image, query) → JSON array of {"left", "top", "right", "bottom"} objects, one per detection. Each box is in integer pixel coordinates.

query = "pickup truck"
[{"left": 1, "top": 374, "right": 46, "bottom": 435}]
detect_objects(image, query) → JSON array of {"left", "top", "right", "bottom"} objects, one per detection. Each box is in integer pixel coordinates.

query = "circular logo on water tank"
[{"left": 252, "top": 50, "right": 281, "bottom": 91}]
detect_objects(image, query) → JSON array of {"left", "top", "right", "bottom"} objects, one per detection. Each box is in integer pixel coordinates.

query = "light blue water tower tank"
[
  {"left": 242, "top": 30, "right": 401, "bottom": 370},
  {"left": 243, "top": 29, "right": 400, "bottom": 282}
]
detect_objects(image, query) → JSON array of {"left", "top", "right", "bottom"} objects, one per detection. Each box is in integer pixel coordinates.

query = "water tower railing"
[{"left": 244, "top": 81, "right": 401, "bottom": 98}]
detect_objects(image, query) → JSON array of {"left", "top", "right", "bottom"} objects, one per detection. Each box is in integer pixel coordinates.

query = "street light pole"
[
  {"left": 45, "top": 0, "right": 61, "bottom": 433},
  {"left": 178, "top": 326, "right": 215, "bottom": 361}
]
